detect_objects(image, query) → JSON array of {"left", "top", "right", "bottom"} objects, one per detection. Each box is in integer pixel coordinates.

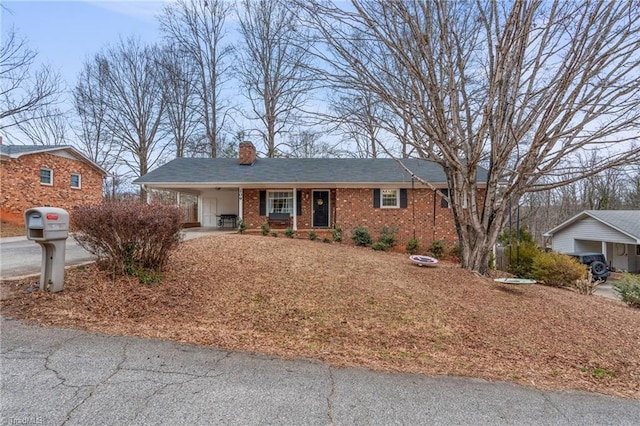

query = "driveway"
[
  {"left": 2, "top": 317, "right": 639, "bottom": 426},
  {"left": 0, "top": 229, "right": 228, "bottom": 280},
  {"left": 0, "top": 236, "right": 95, "bottom": 280}
]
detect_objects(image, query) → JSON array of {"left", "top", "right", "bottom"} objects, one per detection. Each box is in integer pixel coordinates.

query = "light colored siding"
[
  {"left": 553, "top": 217, "right": 635, "bottom": 249},
  {"left": 551, "top": 230, "right": 574, "bottom": 252}
]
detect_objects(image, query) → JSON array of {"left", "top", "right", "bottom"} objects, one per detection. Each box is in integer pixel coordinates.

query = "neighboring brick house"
[
  {"left": 1, "top": 145, "right": 107, "bottom": 225},
  {"left": 134, "top": 142, "right": 488, "bottom": 248}
]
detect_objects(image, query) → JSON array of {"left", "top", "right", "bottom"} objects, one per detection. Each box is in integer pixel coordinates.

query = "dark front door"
[{"left": 313, "top": 191, "right": 329, "bottom": 227}]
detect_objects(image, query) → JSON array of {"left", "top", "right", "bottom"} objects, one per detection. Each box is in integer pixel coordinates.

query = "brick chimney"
[{"left": 239, "top": 141, "right": 257, "bottom": 165}]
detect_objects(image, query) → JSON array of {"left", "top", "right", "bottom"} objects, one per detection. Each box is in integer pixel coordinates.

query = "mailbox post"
[{"left": 24, "top": 207, "right": 70, "bottom": 292}]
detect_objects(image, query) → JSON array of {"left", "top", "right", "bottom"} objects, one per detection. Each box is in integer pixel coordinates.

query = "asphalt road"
[
  {"left": 0, "top": 236, "right": 95, "bottom": 280},
  {"left": 1, "top": 317, "right": 639, "bottom": 426}
]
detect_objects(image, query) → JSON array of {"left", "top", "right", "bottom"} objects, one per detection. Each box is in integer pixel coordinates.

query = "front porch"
[{"left": 148, "top": 187, "right": 338, "bottom": 232}]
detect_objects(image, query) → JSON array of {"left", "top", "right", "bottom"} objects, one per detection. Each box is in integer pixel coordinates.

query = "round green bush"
[{"left": 531, "top": 251, "right": 587, "bottom": 287}]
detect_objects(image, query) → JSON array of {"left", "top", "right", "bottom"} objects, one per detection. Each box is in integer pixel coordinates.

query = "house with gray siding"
[{"left": 544, "top": 210, "right": 640, "bottom": 273}]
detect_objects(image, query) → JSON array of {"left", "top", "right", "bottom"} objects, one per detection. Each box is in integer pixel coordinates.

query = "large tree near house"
[
  {"left": 297, "top": 0, "right": 640, "bottom": 274},
  {"left": 159, "top": 0, "right": 233, "bottom": 158},
  {"left": 237, "top": 0, "right": 314, "bottom": 157},
  {"left": 81, "top": 37, "right": 167, "bottom": 201}
]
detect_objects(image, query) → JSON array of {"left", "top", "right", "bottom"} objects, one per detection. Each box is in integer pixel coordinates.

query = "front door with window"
[{"left": 313, "top": 191, "right": 329, "bottom": 227}]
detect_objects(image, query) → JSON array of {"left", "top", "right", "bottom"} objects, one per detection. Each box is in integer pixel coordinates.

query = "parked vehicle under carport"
[{"left": 566, "top": 252, "right": 611, "bottom": 282}]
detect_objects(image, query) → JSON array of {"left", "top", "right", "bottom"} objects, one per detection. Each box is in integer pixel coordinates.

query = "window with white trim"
[
  {"left": 40, "top": 168, "right": 53, "bottom": 185},
  {"left": 267, "top": 191, "right": 293, "bottom": 214},
  {"left": 381, "top": 189, "right": 399, "bottom": 208},
  {"left": 70, "top": 173, "right": 81, "bottom": 189}
]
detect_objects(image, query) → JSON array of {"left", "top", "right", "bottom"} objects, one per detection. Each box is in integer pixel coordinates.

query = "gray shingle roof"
[
  {"left": 586, "top": 210, "right": 640, "bottom": 240},
  {"left": 134, "top": 157, "right": 489, "bottom": 186},
  {"left": 0, "top": 144, "right": 108, "bottom": 175},
  {"left": 544, "top": 210, "right": 640, "bottom": 241},
  {"left": 0, "top": 145, "right": 74, "bottom": 156}
]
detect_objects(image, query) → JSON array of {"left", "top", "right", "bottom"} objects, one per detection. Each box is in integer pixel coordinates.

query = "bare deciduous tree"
[
  {"left": 11, "top": 106, "right": 68, "bottom": 145},
  {"left": 87, "top": 38, "right": 167, "bottom": 201},
  {"left": 157, "top": 46, "right": 200, "bottom": 158},
  {"left": 283, "top": 129, "right": 340, "bottom": 158},
  {"left": 237, "top": 0, "right": 314, "bottom": 157},
  {"left": 159, "top": 0, "right": 233, "bottom": 158},
  {"left": 0, "top": 29, "right": 62, "bottom": 132},
  {"left": 73, "top": 59, "right": 122, "bottom": 173},
  {"left": 299, "top": 0, "right": 640, "bottom": 274},
  {"left": 331, "top": 91, "right": 384, "bottom": 158}
]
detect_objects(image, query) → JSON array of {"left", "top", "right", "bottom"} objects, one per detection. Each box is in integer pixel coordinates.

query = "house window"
[
  {"left": 267, "top": 191, "right": 293, "bottom": 214},
  {"left": 440, "top": 189, "right": 450, "bottom": 208},
  {"left": 40, "top": 168, "right": 53, "bottom": 185},
  {"left": 381, "top": 189, "right": 399, "bottom": 208},
  {"left": 636, "top": 245, "right": 640, "bottom": 256},
  {"left": 70, "top": 173, "right": 81, "bottom": 189}
]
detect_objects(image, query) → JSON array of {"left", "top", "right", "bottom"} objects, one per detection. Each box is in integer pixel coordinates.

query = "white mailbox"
[
  {"left": 25, "top": 207, "right": 69, "bottom": 241},
  {"left": 24, "top": 207, "right": 70, "bottom": 292}
]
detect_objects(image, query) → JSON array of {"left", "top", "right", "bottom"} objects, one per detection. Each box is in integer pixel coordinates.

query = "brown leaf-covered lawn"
[{"left": 1, "top": 234, "right": 638, "bottom": 399}]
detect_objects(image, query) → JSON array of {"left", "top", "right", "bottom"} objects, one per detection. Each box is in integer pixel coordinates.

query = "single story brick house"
[
  {"left": 544, "top": 210, "right": 640, "bottom": 273},
  {"left": 0, "top": 144, "right": 107, "bottom": 225},
  {"left": 134, "top": 142, "right": 488, "bottom": 247}
]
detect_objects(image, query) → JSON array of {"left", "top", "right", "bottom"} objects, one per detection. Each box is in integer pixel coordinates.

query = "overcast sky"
[{"left": 2, "top": 0, "right": 167, "bottom": 91}]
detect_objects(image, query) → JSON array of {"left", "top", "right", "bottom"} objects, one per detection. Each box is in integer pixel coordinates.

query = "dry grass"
[
  {"left": 2, "top": 234, "right": 639, "bottom": 399},
  {"left": 1, "top": 219, "right": 25, "bottom": 238}
]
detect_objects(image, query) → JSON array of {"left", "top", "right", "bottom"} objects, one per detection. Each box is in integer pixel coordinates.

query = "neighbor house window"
[
  {"left": 381, "top": 189, "right": 399, "bottom": 208},
  {"left": 267, "top": 191, "right": 293, "bottom": 214},
  {"left": 70, "top": 173, "right": 81, "bottom": 189},
  {"left": 636, "top": 245, "right": 640, "bottom": 256},
  {"left": 40, "top": 168, "right": 53, "bottom": 185}
]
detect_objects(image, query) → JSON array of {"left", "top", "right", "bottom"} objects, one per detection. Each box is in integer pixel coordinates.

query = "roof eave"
[
  {"left": 544, "top": 210, "right": 640, "bottom": 242},
  {"left": 134, "top": 181, "right": 461, "bottom": 188}
]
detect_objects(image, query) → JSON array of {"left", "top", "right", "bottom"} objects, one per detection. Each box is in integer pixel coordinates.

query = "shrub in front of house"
[
  {"left": 352, "top": 226, "right": 372, "bottom": 246},
  {"left": 371, "top": 241, "right": 389, "bottom": 251},
  {"left": 332, "top": 224, "right": 342, "bottom": 242},
  {"left": 72, "top": 201, "right": 182, "bottom": 280},
  {"left": 429, "top": 240, "right": 445, "bottom": 258},
  {"left": 613, "top": 274, "right": 640, "bottom": 308},
  {"left": 260, "top": 222, "right": 270, "bottom": 236},
  {"left": 498, "top": 227, "right": 539, "bottom": 277},
  {"left": 309, "top": 230, "right": 318, "bottom": 241},
  {"left": 284, "top": 227, "right": 295, "bottom": 238},
  {"left": 531, "top": 251, "right": 587, "bottom": 287},
  {"left": 237, "top": 219, "right": 247, "bottom": 234},
  {"left": 378, "top": 226, "right": 398, "bottom": 248},
  {"left": 406, "top": 237, "right": 421, "bottom": 255},
  {"left": 449, "top": 242, "right": 461, "bottom": 262}
]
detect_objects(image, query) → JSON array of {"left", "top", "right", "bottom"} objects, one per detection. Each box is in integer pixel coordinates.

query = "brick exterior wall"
[
  {"left": 241, "top": 186, "right": 460, "bottom": 249},
  {"left": 1, "top": 152, "right": 104, "bottom": 225},
  {"left": 334, "top": 188, "right": 458, "bottom": 248}
]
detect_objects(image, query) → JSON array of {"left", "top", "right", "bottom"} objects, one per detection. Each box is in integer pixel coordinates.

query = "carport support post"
[
  {"left": 602, "top": 241, "right": 608, "bottom": 267},
  {"left": 293, "top": 187, "right": 297, "bottom": 230},
  {"left": 238, "top": 188, "right": 243, "bottom": 223}
]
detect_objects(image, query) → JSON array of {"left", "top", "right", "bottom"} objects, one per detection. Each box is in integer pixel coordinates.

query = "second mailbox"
[{"left": 25, "top": 207, "right": 70, "bottom": 241}]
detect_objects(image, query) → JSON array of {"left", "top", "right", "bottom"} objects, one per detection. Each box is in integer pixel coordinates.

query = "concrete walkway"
[{"left": 1, "top": 317, "right": 639, "bottom": 426}]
